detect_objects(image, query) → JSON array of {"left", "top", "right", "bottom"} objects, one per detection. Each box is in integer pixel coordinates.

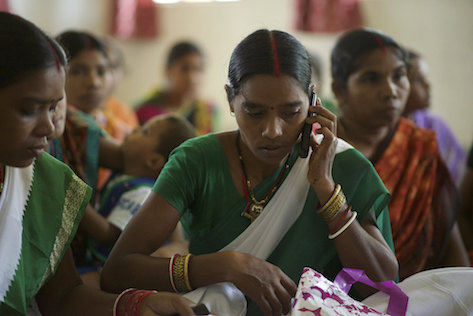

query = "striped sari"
[{"left": 374, "top": 118, "right": 458, "bottom": 280}]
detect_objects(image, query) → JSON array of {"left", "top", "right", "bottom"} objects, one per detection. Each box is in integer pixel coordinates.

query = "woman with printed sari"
[
  {"left": 48, "top": 102, "right": 109, "bottom": 193},
  {"left": 52, "top": 32, "right": 130, "bottom": 280},
  {"left": 101, "top": 29, "right": 398, "bottom": 315},
  {"left": 331, "top": 28, "right": 469, "bottom": 280},
  {"left": 0, "top": 12, "right": 195, "bottom": 316},
  {"left": 47, "top": 100, "right": 124, "bottom": 283}
]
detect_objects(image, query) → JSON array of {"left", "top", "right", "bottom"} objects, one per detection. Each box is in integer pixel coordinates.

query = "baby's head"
[{"left": 122, "top": 114, "right": 196, "bottom": 178}]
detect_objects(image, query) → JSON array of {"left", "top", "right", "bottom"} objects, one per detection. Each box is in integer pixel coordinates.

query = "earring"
[{"left": 230, "top": 111, "right": 235, "bottom": 117}]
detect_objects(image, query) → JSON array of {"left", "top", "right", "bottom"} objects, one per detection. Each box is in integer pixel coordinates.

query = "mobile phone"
[{"left": 299, "top": 90, "right": 317, "bottom": 158}]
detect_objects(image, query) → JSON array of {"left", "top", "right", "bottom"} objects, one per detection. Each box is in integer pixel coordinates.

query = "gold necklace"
[{"left": 236, "top": 132, "right": 292, "bottom": 222}]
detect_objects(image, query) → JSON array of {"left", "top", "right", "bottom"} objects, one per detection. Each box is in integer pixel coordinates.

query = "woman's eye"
[
  {"left": 244, "top": 109, "right": 264, "bottom": 118},
  {"left": 282, "top": 111, "right": 300, "bottom": 118},
  {"left": 394, "top": 68, "right": 408, "bottom": 82},
  {"left": 393, "top": 72, "right": 404, "bottom": 80},
  {"left": 248, "top": 112, "right": 263, "bottom": 118},
  {"left": 49, "top": 101, "right": 59, "bottom": 113},
  {"left": 69, "top": 68, "right": 86, "bottom": 76},
  {"left": 20, "top": 105, "right": 40, "bottom": 117},
  {"left": 362, "top": 74, "right": 378, "bottom": 83},
  {"left": 97, "top": 66, "right": 107, "bottom": 77}
]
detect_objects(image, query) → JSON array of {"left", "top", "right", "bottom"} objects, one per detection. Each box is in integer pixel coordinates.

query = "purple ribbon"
[{"left": 334, "top": 268, "right": 408, "bottom": 316}]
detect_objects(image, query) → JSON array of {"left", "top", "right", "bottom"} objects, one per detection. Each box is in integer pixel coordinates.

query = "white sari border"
[
  {"left": 0, "top": 163, "right": 34, "bottom": 301},
  {"left": 220, "top": 135, "right": 353, "bottom": 260}
]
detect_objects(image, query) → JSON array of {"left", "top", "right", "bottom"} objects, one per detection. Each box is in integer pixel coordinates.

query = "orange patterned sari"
[{"left": 375, "top": 118, "right": 458, "bottom": 280}]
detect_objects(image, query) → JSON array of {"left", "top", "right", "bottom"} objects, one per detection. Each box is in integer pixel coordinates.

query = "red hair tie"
[{"left": 269, "top": 32, "right": 280, "bottom": 77}]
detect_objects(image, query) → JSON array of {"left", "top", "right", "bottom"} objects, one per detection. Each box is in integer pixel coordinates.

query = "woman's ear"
[{"left": 224, "top": 84, "right": 234, "bottom": 113}]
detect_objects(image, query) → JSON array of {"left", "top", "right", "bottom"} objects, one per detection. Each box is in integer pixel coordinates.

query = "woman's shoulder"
[
  {"left": 167, "top": 132, "right": 235, "bottom": 170},
  {"left": 169, "top": 133, "right": 223, "bottom": 159},
  {"left": 37, "top": 153, "right": 89, "bottom": 185},
  {"left": 134, "top": 87, "right": 164, "bottom": 109},
  {"left": 326, "top": 135, "right": 371, "bottom": 169},
  {"left": 38, "top": 151, "right": 74, "bottom": 172},
  {"left": 179, "top": 131, "right": 235, "bottom": 149},
  {"left": 66, "top": 105, "right": 103, "bottom": 133},
  {"left": 399, "top": 117, "right": 436, "bottom": 142}
]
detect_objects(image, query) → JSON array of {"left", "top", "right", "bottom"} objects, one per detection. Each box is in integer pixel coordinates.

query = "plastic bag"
[{"left": 291, "top": 267, "right": 408, "bottom": 316}]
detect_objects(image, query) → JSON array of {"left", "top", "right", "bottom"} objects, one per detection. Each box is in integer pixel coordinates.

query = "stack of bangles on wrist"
[
  {"left": 113, "top": 288, "right": 158, "bottom": 316},
  {"left": 169, "top": 253, "right": 194, "bottom": 293},
  {"left": 317, "top": 184, "right": 357, "bottom": 240}
]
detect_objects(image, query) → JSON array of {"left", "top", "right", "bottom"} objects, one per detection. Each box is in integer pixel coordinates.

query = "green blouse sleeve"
[
  {"left": 152, "top": 138, "right": 204, "bottom": 215},
  {"left": 332, "top": 148, "right": 394, "bottom": 253}
]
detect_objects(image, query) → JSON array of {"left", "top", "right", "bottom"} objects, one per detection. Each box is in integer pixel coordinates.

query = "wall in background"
[{"left": 10, "top": 0, "right": 473, "bottom": 147}]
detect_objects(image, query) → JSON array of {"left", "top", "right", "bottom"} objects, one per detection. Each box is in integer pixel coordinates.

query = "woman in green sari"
[
  {"left": 0, "top": 12, "right": 195, "bottom": 316},
  {"left": 102, "top": 29, "right": 398, "bottom": 315}
]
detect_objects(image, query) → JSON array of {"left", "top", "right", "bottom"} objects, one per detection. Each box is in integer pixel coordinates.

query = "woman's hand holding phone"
[
  {"left": 299, "top": 90, "right": 317, "bottom": 158},
  {"left": 305, "top": 96, "right": 339, "bottom": 206}
]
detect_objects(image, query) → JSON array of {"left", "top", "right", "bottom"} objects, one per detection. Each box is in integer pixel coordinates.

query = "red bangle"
[
  {"left": 134, "top": 290, "right": 158, "bottom": 316},
  {"left": 329, "top": 206, "right": 352, "bottom": 235},
  {"left": 125, "top": 290, "right": 144, "bottom": 315},
  {"left": 316, "top": 183, "right": 338, "bottom": 209},
  {"left": 114, "top": 288, "right": 137, "bottom": 316},
  {"left": 169, "top": 254, "right": 179, "bottom": 292}
]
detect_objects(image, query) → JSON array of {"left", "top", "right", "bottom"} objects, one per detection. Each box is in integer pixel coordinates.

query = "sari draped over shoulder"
[
  {"left": 48, "top": 105, "right": 104, "bottom": 267},
  {"left": 134, "top": 87, "right": 217, "bottom": 135},
  {"left": 154, "top": 134, "right": 393, "bottom": 314},
  {"left": 374, "top": 118, "right": 458, "bottom": 280},
  {"left": 411, "top": 109, "right": 466, "bottom": 183},
  {"left": 0, "top": 153, "right": 91, "bottom": 316},
  {"left": 154, "top": 134, "right": 393, "bottom": 275}
]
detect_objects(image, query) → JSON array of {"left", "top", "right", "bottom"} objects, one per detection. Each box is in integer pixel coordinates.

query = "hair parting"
[{"left": 269, "top": 32, "right": 280, "bottom": 77}]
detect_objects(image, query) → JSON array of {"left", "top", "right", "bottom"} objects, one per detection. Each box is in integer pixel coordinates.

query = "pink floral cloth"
[{"left": 292, "top": 267, "right": 386, "bottom": 316}]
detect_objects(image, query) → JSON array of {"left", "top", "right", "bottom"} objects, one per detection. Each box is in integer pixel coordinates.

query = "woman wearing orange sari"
[{"left": 331, "top": 28, "right": 469, "bottom": 280}]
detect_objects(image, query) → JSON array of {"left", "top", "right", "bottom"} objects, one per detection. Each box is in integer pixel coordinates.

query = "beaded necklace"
[{"left": 236, "top": 132, "right": 292, "bottom": 222}]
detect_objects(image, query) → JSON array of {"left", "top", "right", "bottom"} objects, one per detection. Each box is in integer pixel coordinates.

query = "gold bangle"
[
  {"left": 320, "top": 193, "right": 346, "bottom": 221},
  {"left": 172, "top": 255, "right": 187, "bottom": 292},
  {"left": 183, "top": 254, "right": 193, "bottom": 292},
  {"left": 318, "top": 184, "right": 341, "bottom": 214},
  {"left": 317, "top": 187, "right": 346, "bottom": 221}
]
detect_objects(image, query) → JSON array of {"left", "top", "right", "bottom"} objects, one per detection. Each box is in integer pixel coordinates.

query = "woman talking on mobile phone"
[{"left": 101, "top": 29, "right": 398, "bottom": 316}]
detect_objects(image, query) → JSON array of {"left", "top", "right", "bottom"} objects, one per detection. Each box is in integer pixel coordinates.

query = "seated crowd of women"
[{"left": 0, "top": 10, "right": 472, "bottom": 316}]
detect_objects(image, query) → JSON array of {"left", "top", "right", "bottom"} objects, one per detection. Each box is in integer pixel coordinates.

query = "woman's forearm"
[
  {"left": 54, "top": 284, "right": 116, "bottom": 315},
  {"left": 101, "top": 254, "right": 175, "bottom": 293},
  {"left": 332, "top": 218, "right": 398, "bottom": 282},
  {"left": 79, "top": 204, "right": 121, "bottom": 245}
]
